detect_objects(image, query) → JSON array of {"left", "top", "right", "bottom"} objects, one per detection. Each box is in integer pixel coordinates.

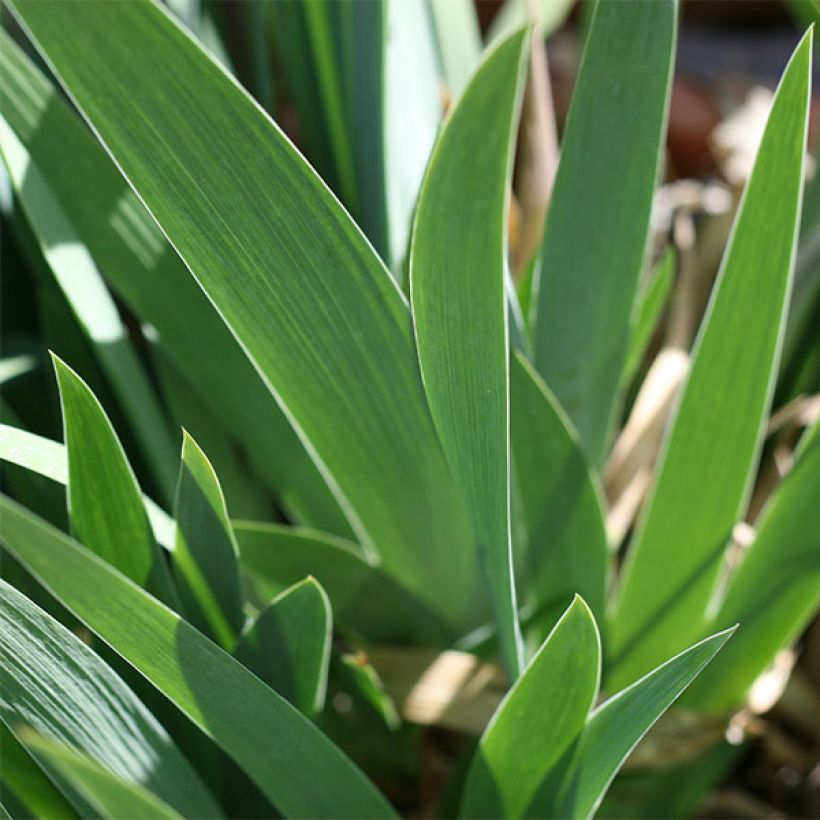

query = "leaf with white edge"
[
  {"left": 235, "top": 520, "right": 450, "bottom": 645},
  {"left": 510, "top": 351, "right": 608, "bottom": 626},
  {"left": 548, "top": 628, "right": 734, "bottom": 819},
  {"left": 53, "top": 356, "right": 178, "bottom": 606},
  {"left": 609, "top": 31, "right": 813, "bottom": 690},
  {"left": 532, "top": 0, "right": 678, "bottom": 464},
  {"left": 683, "top": 421, "right": 820, "bottom": 711},
  {"left": 7, "top": 0, "right": 478, "bottom": 631},
  {"left": 20, "top": 733, "right": 182, "bottom": 820},
  {"left": 427, "top": 0, "right": 481, "bottom": 98},
  {"left": 410, "top": 29, "right": 529, "bottom": 676},
  {"left": 0, "top": 497, "right": 396, "bottom": 819},
  {"left": 0, "top": 26, "right": 351, "bottom": 538},
  {"left": 0, "top": 423, "right": 175, "bottom": 550},
  {"left": 460, "top": 596, "right": 601, "bottom": 818},
  {"left": 234, "top": 578, "right": 331, "bottom": 716},
  {"left": 172, "top": 431, "right": 245, "bottom": 649},
  {"left": 0, "top": 579, "right": 221, "bottom": 818}
]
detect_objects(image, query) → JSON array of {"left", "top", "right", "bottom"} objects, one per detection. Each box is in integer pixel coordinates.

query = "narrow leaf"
[
  {"left": 8, "top": 0, "right": 478, "bottom": 630},
  {"left": 427, "top": 0, "right": 481, "bottom": 99},
  {"left": 234, "top": 578, "right": 331, "bottom": 716},
  {"left": 610, "top": 32, "right": 813, "bottom": 689},
  {"left": 410, "top": 30, "right": 530, "bottom": 676},
  {"left": 510, "top": 352, "right": 608, "bottom": 624},
  {"left": 553, "top": 629, "right": 734, "bottom": 819},
  {"left": 0, "top": 497, "right": 396, "bottom": 819},
  {"left": 172, "top": 431, "right": 245, "bottom": 649},
  {"left": 460, "top": 597, "right": 601, "bottom": 818},
  {"left": 0, "top": 27, "right": 351, "bottom": 538},
  {"left": 20, "top": 733, "right": 182, "bottom": 820},
  {"left": 0, "top": 579, "right": 221, "bottom": 818},
  {"left": 532, "top": 0, "right": 677, "bottom": 463},
  {"left": 682, "top": 421, "right": 820, "bottom": 711},
  {"left": 53, "top": 355, "right": 177, "bottom": 605}
]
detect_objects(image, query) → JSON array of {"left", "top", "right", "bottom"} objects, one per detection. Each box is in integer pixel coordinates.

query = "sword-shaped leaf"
[
  {"left": 7, "top": 0, "right": 478, "bottom": 631},
  {"left": 410, "top": 30, "right": 530, "bottom": 676},
  {"left": 531, "top": 0, "right": 677, "bottom": 464},
  {"left": 609, "top": 31, "right": 813, "bottom": 689},
  {"left": 0, "top": 497, "right": 396, "bottom": 819}
]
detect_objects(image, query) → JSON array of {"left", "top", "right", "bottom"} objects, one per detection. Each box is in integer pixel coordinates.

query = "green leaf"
[
  {"left": 53, "top": 355, "right": 178, "bottom": 606},
  {"left": 234, "top": 520, "right": 451, "bottom": 645},
  {"left": 459, "top": 596, "right": 601, "bottom": 818},
  {"left": 510, "top": 351, "right": 608, "bottom": 625},
  {"left": 20, "top": 733, "right": 182, "bottom": 820},
  {"left": 489, "top": 0, "right": 576, "bottom": 42},
  {"left": 682, "top": 421, "right": 820, "bottom": 711},
  {"left": 172, "top": 431, "right": 245, "bottom": 649},
  {"left": 0, "top": 27, "right": 351, "bottom": 538},
  {"left": 609, "top": 31, "right": 814, "bottom": 690},
  {"left": 622, "top": 248, "right": 676, "bottom": 389},
  {"left": 410, "top": 30, "right": 529, "bottom": 676},
  {"left": 552, "top": 629, "right": 734, "bottom": 819},
  {"left": 0, "top": 422, "right": 175, "bottom": 550},
  {"left": 532, "top": 0, "right": 677, "bottom": 464},
  {"left": 0, "top": 578, "right": 221, "bottom": 818},
  {"left": 7, "top": 0, "right": 478, "bottom": 631},
  {"left": 234, "top": 578, "right": 331, "bottom": 716},
  {"left": 0, "top": 497, "right": 396, "bottom": 819},
  {"left": 0, "top": 120, "right": 178, "bottom": 502},
  {"left": 0, "top": 722, "right": 78, "bottom": 820}
]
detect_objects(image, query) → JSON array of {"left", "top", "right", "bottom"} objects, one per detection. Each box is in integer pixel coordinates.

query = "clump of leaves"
[{"left": 0, "top": 0, "right": 816, "bottom": 818}]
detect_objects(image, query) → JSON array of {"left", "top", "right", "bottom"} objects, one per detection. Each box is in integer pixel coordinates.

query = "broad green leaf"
[
  {"left": 235, "top": 520, "right": 451, "bottom": 645},
  {"left": 609, "top": 32, "right": 813, "bottom": 690},
  {"left": 550, "top": 629, "right": 734, "bottom": 819},
  {"left": 0, "top": 423, "right": 175, "bottom": 550},
  {"left": 532, "top": 0, "right": 677, "bottom": 464},
  {"left": 0, "top": 497, "right": 396, "bottom": 819},
  {"left": 53, "top": 355, "right": 177, "bottom": 606},
  {"left": 410, "top": 30, "right": 529, "bottom": 676},
  {"left": 0, "top": 579, "right": 221, "bottom": 818},
  {"left": 8, "top": 0, "right": 479, "bottom": 630},
  {"left": 682, "top": 422, "right": 820, "bottom": 711},
  {"left": 172, "top": 431, "right": 244, "bottom": 649},
  {"left": 427, "top": 0, "right": 481, "bottom": 98},
  {"left": 0, "top": 722, "right": 78, "bottom": 819},
  {"left": 234, "top": 578, "right": 331, "bottom": 716},
  {"left": 0, "top": 28, "right": 351, "bottom": 538},
  {"left": 0, "top": 120, "right": 178, "bottom": 501},
  {"left": 460, "top": 597, "right": 600, "bottom": 818},
  {"left": 20, "top": 734, "right": 182, "bottom": 820},
  {"left": 510, "top": 352, "right": 608, "bottom": 625},
  {"left": 622, "top": 248, "right": 676, "bottom": 388}
]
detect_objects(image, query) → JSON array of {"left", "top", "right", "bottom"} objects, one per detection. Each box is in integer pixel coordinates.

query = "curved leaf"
[
  {"left": 532, "top": 0, "right": 677, "bottom": 463},
  {"left": 0, "top": 497, "right": 396, "bottom": 819},
  {"left": 172, "top": 431, "right": 244, "bottom": 649},
  {"left": 460, "top": 597, "right": 600, "bottom": 818},
  {"left": 53, "top": 355, "right": 177, "bottom": 606},
  {"left": 7, "top": 0, "right": 478, "bottom": 630},
  {"left": 610, "top": 31, "right": 814, "bottom": 689},
  {"left": 410, "top": 29, "right": 529, "bottom": 675},
  {"left": 0, "top": 579, "right": 221, "bottom": 818},
  {"left": 234, "top": 578, "right": 331, "bottom": 715}
]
